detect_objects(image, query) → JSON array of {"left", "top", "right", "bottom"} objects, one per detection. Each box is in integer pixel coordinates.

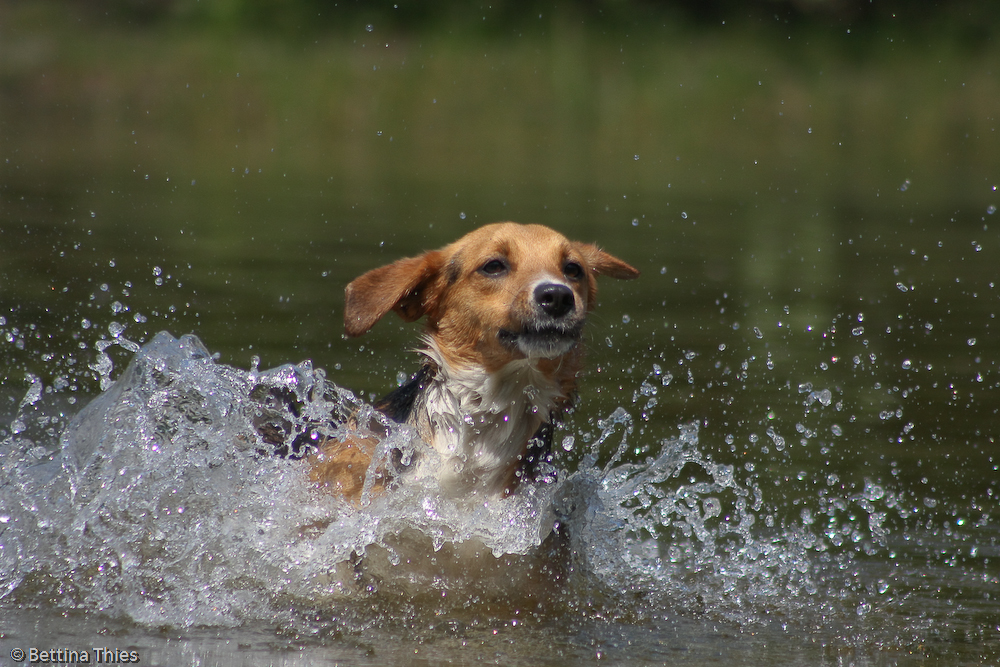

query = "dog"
[{"left": 308, "top": 222, "right": 639, "bottom": 503}]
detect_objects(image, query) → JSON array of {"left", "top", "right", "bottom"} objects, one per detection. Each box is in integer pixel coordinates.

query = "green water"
[{"left": 2, "top": 3, "right": 999, "bottom": 664}]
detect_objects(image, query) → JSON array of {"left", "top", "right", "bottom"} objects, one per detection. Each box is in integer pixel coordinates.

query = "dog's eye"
[
  {"left": 563, "top": 262, "right": 584, "bottom": 279},
  {"left": 480, "top": 259, "right": 508, "bottom": 276}
]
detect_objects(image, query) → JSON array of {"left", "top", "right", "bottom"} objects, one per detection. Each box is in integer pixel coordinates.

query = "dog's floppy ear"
[
  {"left": 579, "top": 244, "right": 641, "bottom": 280},
  {"left": 344, "top": 251, "right": 445, "bottom": 338}
]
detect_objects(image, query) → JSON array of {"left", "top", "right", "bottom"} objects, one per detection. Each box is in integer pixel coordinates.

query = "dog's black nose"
[{"left": 534, "top": 283, "right": 575, "bottom": 319}]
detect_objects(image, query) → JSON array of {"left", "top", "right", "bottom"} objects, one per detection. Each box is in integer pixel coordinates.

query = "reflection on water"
[{"left": 2, "top": 4, "right": 999, "bottom": 665}]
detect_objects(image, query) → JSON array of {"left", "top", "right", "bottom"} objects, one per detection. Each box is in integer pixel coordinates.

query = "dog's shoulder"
[{"left": 374, "top": 363, "right": 437, "bottom": 424}]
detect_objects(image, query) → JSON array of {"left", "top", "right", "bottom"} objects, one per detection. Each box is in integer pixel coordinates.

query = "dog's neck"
[{"left": 412, "top": 336, "right": 567, "bottom": 496}]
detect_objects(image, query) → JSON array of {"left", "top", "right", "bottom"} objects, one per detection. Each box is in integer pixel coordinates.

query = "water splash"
[
  {"left": 0, "top": 331, "right": 961, "bottom": 638},
  {"left": 1, "top": 333, "right": 574, "bottom": 625}
]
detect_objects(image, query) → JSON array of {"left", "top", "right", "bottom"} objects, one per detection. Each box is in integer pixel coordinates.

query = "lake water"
[{"left": 1, "top": 5, "right": 998, "bottom": 665}]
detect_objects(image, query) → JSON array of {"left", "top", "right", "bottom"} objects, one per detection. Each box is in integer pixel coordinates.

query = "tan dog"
[{"left": 310, "top": 223, "right": 638, "bottom": 502}]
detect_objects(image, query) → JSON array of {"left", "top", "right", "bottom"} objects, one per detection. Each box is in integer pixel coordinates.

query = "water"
[
  {"left": 1, "top": 332, "right": 760, "bottom": 622},
  {"left": 2, "top": 324, "right": 997, "bottom": 664},
  {"left": 3, "top": 5, "right": 1000, "bottom": 664}
]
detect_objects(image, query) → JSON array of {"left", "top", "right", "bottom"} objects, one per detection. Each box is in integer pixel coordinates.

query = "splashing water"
[{"left": 0, "top": 330, "right": 983, "bottom": 650}]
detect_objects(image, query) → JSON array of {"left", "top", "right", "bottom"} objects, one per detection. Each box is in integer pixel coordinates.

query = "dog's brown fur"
[{"left": 310, "top": 223, "right": 638, "bottom": 502}]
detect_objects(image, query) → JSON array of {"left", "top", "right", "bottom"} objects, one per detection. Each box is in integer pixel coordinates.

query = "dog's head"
[{"left": 343, "top": 223, "right": 639, "bottom": 371}]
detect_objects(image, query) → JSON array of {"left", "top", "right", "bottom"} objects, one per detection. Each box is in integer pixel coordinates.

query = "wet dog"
[{"left": 307, "top": 223, "right": 639, "bottom": 503}]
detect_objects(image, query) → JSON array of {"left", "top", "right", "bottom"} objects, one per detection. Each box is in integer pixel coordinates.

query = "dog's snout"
[{"left": 534, "top": 283, "right": 575, "bottom": 319}]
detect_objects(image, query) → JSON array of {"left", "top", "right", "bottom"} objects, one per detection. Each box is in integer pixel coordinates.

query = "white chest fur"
[{"left": 414, "top": 340, "right": 564, "bottom": 496}]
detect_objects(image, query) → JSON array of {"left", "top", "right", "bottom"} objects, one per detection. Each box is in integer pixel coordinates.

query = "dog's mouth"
[{"left": 498, "top": 324, "right": 582, "bottom": 359}]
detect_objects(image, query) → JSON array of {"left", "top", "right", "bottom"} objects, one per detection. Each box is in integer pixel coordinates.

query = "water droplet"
[
  {"left": 968, "top": 338, "right": 977, "bottom": 346},
  {"left": 702, "top": 497, "right": 721, "bottom": 518},
  {"left": 766, "top": 426, "right": 785, "bottom": 451},
  {"left": 622, "top": 314, "right": 631, "bottom": 324},
  {"left": 108, "top": 322, "right": 125, "bottom": 338},
  {"left": 852, "top": 326, "right": 864, "bottom": 336},
  {"left": 561, "top": 435, "right": 575, "bottom": 451},
  {"left": 459, "top": 212, "right": 466, "bottom": 220},
  {"left": 631, "top": 218, "right": 639, "bottom": 226},
  {"left": 680, "top": 211, "right": 688, "bottom": 219},
  {"left": 753, "top": 327, "right": 763, "bottom": 339},
  {"left": 152, "top": 266, "right": 162, "bottom": 276},
  {"left": 365, "top": 23, "right": 374, "bottom": 32},
  {"left": 633, "top": 154, "right": 639, "bottom": 160},
  {"left": 863, "top": 481, "right": 884, "bottom": 501},
  {"left": 831, "top": 424, "right": 842, "bottom": 436},
  {"left": 901, "top": 359, "right": 912, "bottom": 369},
  {"left": 987, "top": 204, "right": 996, "bottom": 215},
  {"left": 896, "top": 282, "right": 908, "bottom": 292}
]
